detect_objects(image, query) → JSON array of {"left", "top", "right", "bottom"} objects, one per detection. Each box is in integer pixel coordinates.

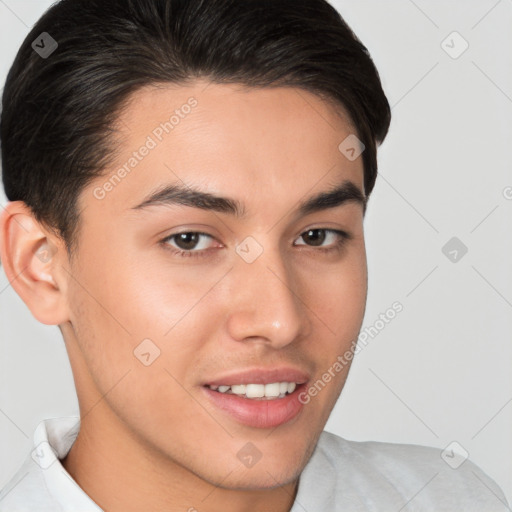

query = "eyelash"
[{"left": 160, "top": 228, "right": 351, "bottom": 259}]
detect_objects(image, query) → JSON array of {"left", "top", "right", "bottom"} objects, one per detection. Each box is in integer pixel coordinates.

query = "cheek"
[
  {"left": 66, "top": 264, "right": 208, "bottom": 427},
  {"left": 112, "top": 245, "right": 232, "bottom": 333},
  {"left": 308, "top": 247, "right": 367, "bottom": 330},
  {"left": 66, "top": 249, "right": 218, "bottom": 389}
]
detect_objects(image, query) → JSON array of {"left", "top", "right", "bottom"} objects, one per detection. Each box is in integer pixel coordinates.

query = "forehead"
[{"left": 82, "top": 80, "right": 364, "bottom": 217}]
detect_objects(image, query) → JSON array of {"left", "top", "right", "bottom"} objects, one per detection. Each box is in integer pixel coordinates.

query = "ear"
[{"left": 0, "top": 201, "right": 70, "bottom": 325}]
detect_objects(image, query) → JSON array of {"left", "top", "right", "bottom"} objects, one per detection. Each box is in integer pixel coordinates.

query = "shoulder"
[{"left": 297, "top": 431, "right": 510, "bottom": 511}]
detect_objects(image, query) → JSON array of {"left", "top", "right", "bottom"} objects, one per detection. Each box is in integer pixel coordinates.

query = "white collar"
[{"left": 33, "top": 416, "right": 103, "bottom": 510}]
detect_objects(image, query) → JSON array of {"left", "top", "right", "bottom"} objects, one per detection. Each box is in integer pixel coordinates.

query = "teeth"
[
  {"left": 264, "top": 382, "right": 281, "bottom": 398},
  {"left": 208, "top": 381, "right": 298, "bottom": 399},
  {"left": 246, "top": 384, "right": 265, "bottom": 398}
]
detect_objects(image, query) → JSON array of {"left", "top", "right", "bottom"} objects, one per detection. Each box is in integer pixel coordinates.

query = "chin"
[
  {"left": 213, "top": 462, "right": 304, "bottom": 491},
  {"left": 205, "top": 438, "right": 313, "bottom": 491}
]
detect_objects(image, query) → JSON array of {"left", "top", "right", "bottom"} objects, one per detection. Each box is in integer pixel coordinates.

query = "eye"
[
  {"left": 160, "top": 231, "right": 217, "bottom": 258},
  {"left": 294, "top": 228, "right": 349, "bottom": 253}
]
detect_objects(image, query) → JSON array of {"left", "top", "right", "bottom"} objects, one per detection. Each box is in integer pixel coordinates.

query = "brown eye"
[
  {"left": 173, "top": 232, "right": 202, "bottom": 250},
  {"left": 295, "top": 228, "right": 348, "bottom": 250},
  {"left": 300, "top": 229, "right": 327, "bottom": 247},
  {"left": 160, "top": 231, "right": 217, "bottom": 258}
]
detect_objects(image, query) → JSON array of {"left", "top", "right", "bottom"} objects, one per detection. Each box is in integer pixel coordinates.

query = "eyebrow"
[{"left": 130, "top": 179, "right": 366, "bottom": 217}]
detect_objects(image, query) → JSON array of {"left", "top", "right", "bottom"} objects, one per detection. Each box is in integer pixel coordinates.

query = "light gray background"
[{"left": 1, "top": 0, "right": 511, "bottom": 506}]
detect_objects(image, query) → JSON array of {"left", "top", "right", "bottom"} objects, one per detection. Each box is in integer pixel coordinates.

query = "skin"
[{"left": 0, "top": 80, "right": 368, "bottom": 512}]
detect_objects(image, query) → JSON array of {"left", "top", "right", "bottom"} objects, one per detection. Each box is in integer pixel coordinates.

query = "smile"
[{"left": 206, "top": 382, "right": 297, "bottom": 400}]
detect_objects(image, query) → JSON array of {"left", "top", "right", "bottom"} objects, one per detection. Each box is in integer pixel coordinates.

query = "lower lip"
[{"left": 202, "top": 384, "right": 307, "bottom": 429}]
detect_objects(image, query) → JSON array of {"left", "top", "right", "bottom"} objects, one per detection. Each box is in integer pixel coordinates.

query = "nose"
[{"left": 225, "top": 242, "right": 311, "bottom": 349}]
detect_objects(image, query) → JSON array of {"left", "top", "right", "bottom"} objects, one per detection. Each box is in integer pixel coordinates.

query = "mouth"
[
  {"left": 205, "top": 381, "right": 298, "bottom": 400},
  {"left": 201, "top": 367, "right": 310, "bottom": 428}
]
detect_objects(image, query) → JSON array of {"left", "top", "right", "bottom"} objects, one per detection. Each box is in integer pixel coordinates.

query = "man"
[{"left": 0, "top": 0, "right": 509, "bottom": 510}]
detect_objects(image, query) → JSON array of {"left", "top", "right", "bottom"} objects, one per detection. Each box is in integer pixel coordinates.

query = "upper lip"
[{"left": 203, "top": 366, "right": 311, "bottom": 387}]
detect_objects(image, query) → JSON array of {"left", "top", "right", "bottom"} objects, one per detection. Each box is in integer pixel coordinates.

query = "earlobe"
[{"left": 0, "top": 200, "right": 69, "bottom": 325}]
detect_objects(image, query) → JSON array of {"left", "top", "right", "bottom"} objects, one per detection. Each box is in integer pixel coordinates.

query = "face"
[{"left": 61, "top": 81, "right": 367, "bottom": 489}]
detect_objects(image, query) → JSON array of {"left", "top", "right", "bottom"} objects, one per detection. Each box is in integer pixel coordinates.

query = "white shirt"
[{"left": 0, "top": 416, "right": 510, "bottom": 511}]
